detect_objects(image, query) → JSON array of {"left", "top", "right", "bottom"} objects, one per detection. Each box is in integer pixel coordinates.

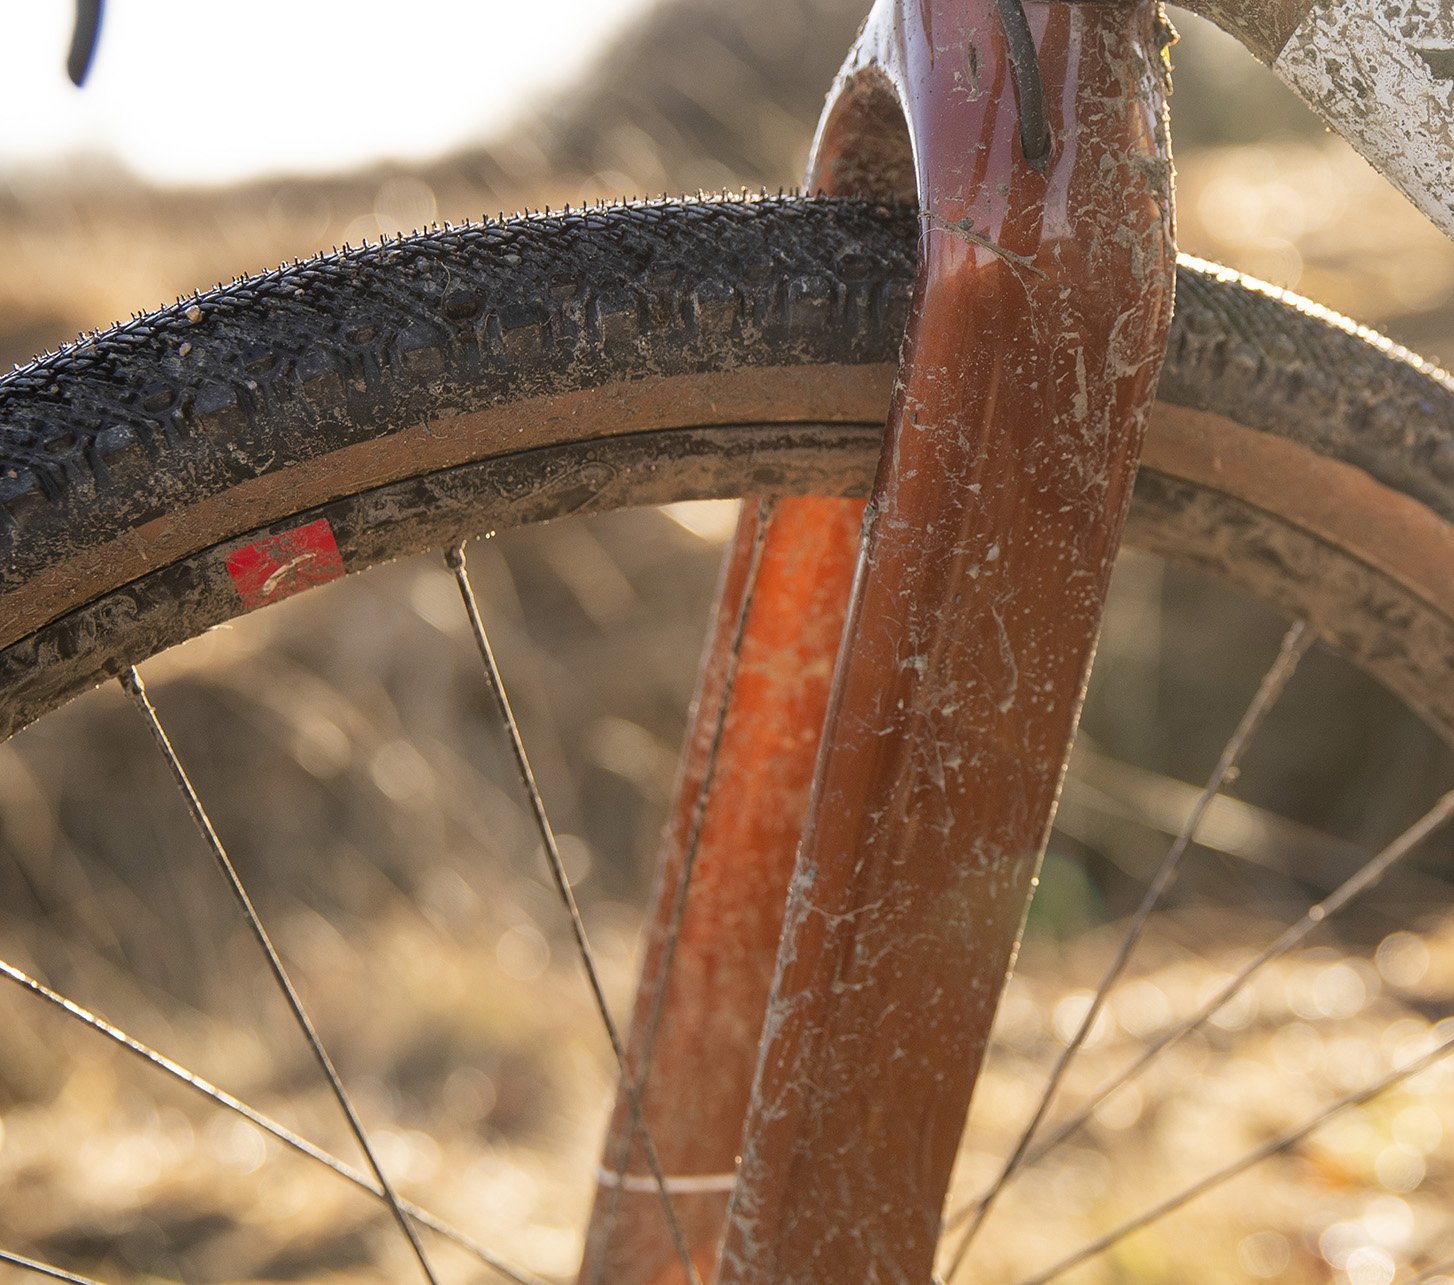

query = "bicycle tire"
[{"left": 2, "top": 195, "right": 1453, "bottom": 743}]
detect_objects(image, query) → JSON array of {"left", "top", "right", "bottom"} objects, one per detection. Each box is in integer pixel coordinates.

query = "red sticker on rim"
[{"left": 225, "top": 517, "right": 345, "bottom": 610}]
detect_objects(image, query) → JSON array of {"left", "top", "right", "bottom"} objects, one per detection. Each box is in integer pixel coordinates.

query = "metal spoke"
[
  {"left": 0, "top": 956, "right": 543, "bottom": 1285},
  {"left": 1015, "top": 1029, "right": 1454, "bottom": 1284},
  {"left": 1002, "top": 787, "right": 1454, "bottom": 1175},
  {"left": 1061, "top": 740, "right": 1368, "bottom": 877},
  {"left": 944, "top": 621, "right": 1311, "bottom": 1276},
  {"left": 0, "top": 1249, "right": 105, "bottom": 1285},
  {"left": 447, "top": 544, "right": 702, "bottom": 1285},
  {"left": 591, "top": 501, "right": 775, "bottom": 1272},
  {"left": 121, "top": 667, "right": 441, "bottom": 1285}
]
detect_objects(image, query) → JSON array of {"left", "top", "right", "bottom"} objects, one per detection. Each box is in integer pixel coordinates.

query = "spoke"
[
  {"left": 121, "top": 667, "right": 441, "bottom": 1285},
  {"left": 944, "top": 621, "right": 1311, "bottom": 1277},
  {"left": 0, "top": 1249, "right": 106, "bottom": 1285},
  {"left": 1062, "top": 739, "right": 1367, "bottom": 876},
  {"left": 1002, "top": 787, "right": 1454, "bottom": 1175},
  {"left": 447, "top": 545, "right": 703, "bottom": 1285},
  {"left": 591, "top": 501, "right": 775, "bottom": 1273},
  {"left": 0, "top": 957, "right": 543, "bottom": 1285},
  {"left": 1016, "top": 1029, "right": 1454, "bottom": 1284}
]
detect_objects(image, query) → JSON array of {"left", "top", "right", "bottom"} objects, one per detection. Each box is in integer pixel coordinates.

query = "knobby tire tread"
[{"left": 3, "top": 196, "right": 1453, "bottom": 739}]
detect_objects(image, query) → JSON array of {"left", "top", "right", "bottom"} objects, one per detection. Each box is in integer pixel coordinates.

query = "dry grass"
[{"left": 3, "top": 869, "right": 1453, "bottom": 1282}]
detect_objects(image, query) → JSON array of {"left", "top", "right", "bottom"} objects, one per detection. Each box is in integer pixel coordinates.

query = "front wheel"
[{"left": 3, "top": 196, "right": 1454, "bottom": 1283}]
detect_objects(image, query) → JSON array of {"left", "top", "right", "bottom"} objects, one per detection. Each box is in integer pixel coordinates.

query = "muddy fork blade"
[{"left": 717, "top": 0, "right": 1177, "bottom": 1279}]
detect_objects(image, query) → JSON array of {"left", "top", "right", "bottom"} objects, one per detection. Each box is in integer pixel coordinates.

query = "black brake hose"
[
  {"left": 67, "top": 0, "right": 104, "bottom": 87},
  {"left": 991, "top": 0, "right": 1052, "bottom": 170}
]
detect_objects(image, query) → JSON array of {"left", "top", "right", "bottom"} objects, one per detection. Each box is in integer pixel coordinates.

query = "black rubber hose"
[
  {"left": 67, "top": 0, "right": 104, "bottom": 87},
  {"left": 992, "top": 0, "right": 1052, "bottom": 169}
]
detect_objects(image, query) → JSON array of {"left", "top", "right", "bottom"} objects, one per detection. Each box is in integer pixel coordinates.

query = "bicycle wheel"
[
  {"left": 3, "top": 195, "right": 1454, "bottom": 1282},
  {"left": 3, "top": 196, "right": 1453, "bottom": 744}
]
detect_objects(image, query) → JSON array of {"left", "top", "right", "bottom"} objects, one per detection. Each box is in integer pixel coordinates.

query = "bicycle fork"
[{"left": 580, "top": 2, "right": 1176, "bottom": 1280}]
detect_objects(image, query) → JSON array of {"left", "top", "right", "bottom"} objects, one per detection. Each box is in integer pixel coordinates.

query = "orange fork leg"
[
  {"left": 714, "top": 1, "right": 1176, "bottom": 1279},
  {"left": 578, "top": 29, "right": 915, "bottom": 1285},
  {"left": 576, "top": 495, "right": 864, "bottom": 1285}
]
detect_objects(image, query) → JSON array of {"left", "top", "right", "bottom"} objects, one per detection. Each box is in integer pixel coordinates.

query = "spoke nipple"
[
  {"left": 444, "top": 545, "right": 466, "bottom": 572},
  {"left": 119, "top": 665, "right": 144, "bottom": 696}
]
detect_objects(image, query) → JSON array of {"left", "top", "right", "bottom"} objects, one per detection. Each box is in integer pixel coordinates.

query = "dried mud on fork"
[{"left": 2, "top": 2, "right": 1454, "bottom": 1281}]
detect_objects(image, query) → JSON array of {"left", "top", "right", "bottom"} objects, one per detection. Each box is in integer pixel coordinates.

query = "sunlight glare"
[{"left": 2, "top": 0, "right": 660, "bottom": 184}]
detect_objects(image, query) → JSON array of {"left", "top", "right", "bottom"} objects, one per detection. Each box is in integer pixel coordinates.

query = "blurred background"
[{"left": 2, "top": 3, "right": 1454, "bottom": 1281}]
